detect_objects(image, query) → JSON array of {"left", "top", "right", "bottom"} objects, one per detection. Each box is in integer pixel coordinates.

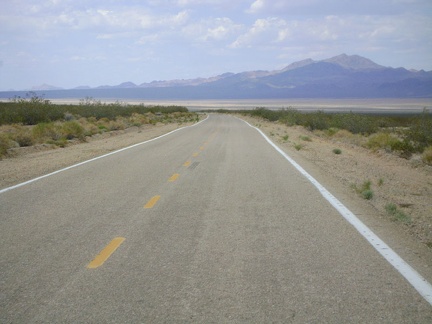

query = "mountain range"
[{"left": 5, "top": 54, "right": 432, "bottom": 99}]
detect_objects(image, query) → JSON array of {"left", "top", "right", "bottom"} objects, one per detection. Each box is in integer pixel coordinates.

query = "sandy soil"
[{"left": 1, "top": 114, "right": 431, "bottom": 253}]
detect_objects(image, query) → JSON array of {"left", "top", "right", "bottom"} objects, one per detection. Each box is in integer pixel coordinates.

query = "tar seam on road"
[
  {"left": 0, "top": 115, "right": 209, "bottom": 195},
  {"left": 241, "top": 118, "right": 432, "bottom": 306},
  {"left": 87, "top": 237, "right": 125, "bottom": 269}
]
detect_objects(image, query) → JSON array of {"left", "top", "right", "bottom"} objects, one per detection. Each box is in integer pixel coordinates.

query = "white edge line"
[
  {"left": 241, "top": 118, "right": 432, "bottom": 306},
  {"left": 0, "top": 115, "right": 209, "bottom": 195}
]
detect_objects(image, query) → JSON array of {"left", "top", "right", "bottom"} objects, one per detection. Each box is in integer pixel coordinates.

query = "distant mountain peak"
[
  {"left": 280, "top": 58, "right": 315, "bottom": 72},
  {"left": 323, "top": 54, "right": 384, "bottom": 70},
  {"left": 118, "top": 82, "right": 137, "bottom": 88},
  {"left": 31, "top": 83, "right": 63, "bottom": 91}
]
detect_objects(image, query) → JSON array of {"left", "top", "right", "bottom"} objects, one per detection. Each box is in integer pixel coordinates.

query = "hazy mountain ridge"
[{"left": 7, "top": 54, "right": 432, "bottom": 98}]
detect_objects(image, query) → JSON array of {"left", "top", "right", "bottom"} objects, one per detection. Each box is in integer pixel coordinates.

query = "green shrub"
[
  {"left": 362, "top": 189, "right": 374, "bottom": 200},
  {"left": 14, "top": 128, "right": 34, "bottom": 147},
  {"left": 332, "top": 148, "right": 342, "bottom": 154},
  {"left": 61, "top": 121, "right": 84, "bottom": 140},
  {"left": 405, "top": 108, "right": 432, "bottom": 152},
  {"left": 422, "top": 146, "right": 432, "bottom": 165},
  {"left": 325, "top": 128, "right": 339, "bottom": 136},
  {"left": 352, "top": 180, "right": 374, "bottom": 200},
  {"left": 366, "top": 132, "right": 400, "bottom": 152},
  {"left": 32, "top": 123, "right": 63, "bottom": 142},
  {"left": 0, "top": 133, "right": 11, "bottom": 157},
  {"left": 385, "top": 203, "right": 411, "bottom": 224},
  {"left": 294, "top": 143, "right": 303, "bottom": 151},
  {"left": 391, "top": 139, "right": 415, "bottom": 159}
]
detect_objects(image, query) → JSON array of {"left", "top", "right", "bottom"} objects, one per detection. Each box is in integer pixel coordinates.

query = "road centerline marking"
[
  {"left": 87, "top": 237, "right": 125, "bottom": 269},
  {"left": 192, "top": 152, "right": 199, "bottom": 157},
  {"left": 144, "top": 195, "right": 161, "bottom": 209},
  {"left": 168, "top": 173, "right": 180, "bottom": 182},
  {"left": 183, "top": 160, "right": 191, "bottom": 167}
]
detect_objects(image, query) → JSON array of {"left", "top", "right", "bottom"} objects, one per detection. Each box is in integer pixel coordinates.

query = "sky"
[{"left": 1, "top": 0, "right": 431, "bottom": 91}]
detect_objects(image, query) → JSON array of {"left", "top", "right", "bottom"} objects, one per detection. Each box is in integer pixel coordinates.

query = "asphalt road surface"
[{"left": 1, "top": 114, "right": 431, "bottom": 322}]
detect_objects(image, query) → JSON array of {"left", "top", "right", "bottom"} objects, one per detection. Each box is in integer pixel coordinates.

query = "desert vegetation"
[
  {"left": 215, "top": 107, "right": 432, "bottom": 165},
  {"left": 0, "top": 93, "right": 198, "bottom": 158}
]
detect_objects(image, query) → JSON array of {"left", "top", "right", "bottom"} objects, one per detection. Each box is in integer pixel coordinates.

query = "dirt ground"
[{"left": 1, "top": 114, "right": 431, "bottom": 253}]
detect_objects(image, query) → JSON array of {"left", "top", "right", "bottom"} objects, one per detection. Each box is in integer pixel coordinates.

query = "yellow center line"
[
  {"left": 144, "top": 195, "right": 161, "bottom": 209},
  {"left": 87, "top": 237, "right": 125, "bottom": 269},
  {"left": 183, "top": 160, "right": 191, "bottom": 167},
  {"left": 168, "top": 173, "right": 180, "bottom": 182},
  {"left": 199, "top": 146, "right": 205, "bottom": 151},
  {"left": 192, "top": 152, "right": 199, "bottom": 157}
]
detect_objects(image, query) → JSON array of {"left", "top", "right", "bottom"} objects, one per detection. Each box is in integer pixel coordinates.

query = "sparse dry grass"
[
  {"left": 0, "top": 99, "right": 198, "bottom": 159},
  {"left": 422, "top": 146, "right": 432, "bottom": 165}
]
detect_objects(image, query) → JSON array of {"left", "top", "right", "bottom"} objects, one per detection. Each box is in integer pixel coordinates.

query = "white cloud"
[
  {"left": 231, "top": 16, "right": 340, "bottom": 49},
  {"left": 247, "top": 0, "right": 265, "bottom": 14},
  {"left": 182, "top": 17, "right": 242, "bottom": 42},
  {"left": 245, "top": 0, "right": 432, "bottom": 15}
]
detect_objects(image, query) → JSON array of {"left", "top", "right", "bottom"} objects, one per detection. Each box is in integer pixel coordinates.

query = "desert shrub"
[
  {"left": 303, "top": 111, "right": 329, "bottom": 131},
  {"left": 325, "top": 127, "right": 339, "bottom": 136},
  {"left": 14, "top": 128, "right": 34, "bottom": 147},
  {"left": 361, "top": 189, "right": 374, "bottom": 200},
  {"left": 332, "top": 148, "right": 342, "bottom": 154},
  {"left": 294, "top": 143, "right": 303, "bottom": 151},
  {"left": 108, "top": 119, "right": 127, "bottom": 131},
  {"left": 422, "top": 146, "right": 432, "bottom": 165},
  {"left": 352, "top": 180, "right": 374, "bottom": 200},
  {"left": 61, "top": 121, "right": 85, "bottom": 140},
  {"left": 385, "top": 203, "right": 411, "bottom": 224},
  {"left": 366, "top": 132, "right": 400, "bottom": 152},
  {"left": 250, "top": 107, "right": 280, "bottom": 121},
  {"left": 0, "top": 133, "right": 12, "bottom": 157},
  {"left": 331, "top": 112, "right": 378, "bottom": 134},
  {"left": 405, "top": 108, "right": 432, "bottom": 152},
  {"left": 391, "top": 139, "right": 415, "bottom": 159},
  {"left": 130, "top": 113, "right": 149, "bottom": 126},
  {"left": 32, "top": 122, "right": 63, "bottom": 142},
  {"left": 332, "top": 129, "right": 353, "bottom": 138},
  {"left": 300, "top": 135, "right": 312, "bottom": 142}
]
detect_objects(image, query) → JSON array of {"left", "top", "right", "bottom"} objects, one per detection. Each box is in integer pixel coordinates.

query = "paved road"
[{"left": 1, "top": 114, "right": 431, "bottom": 322}]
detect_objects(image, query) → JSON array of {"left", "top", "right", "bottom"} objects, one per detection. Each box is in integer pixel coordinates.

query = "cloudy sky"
[{"left": 1, "top": 0, "right": 431, "bottom": 90}]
